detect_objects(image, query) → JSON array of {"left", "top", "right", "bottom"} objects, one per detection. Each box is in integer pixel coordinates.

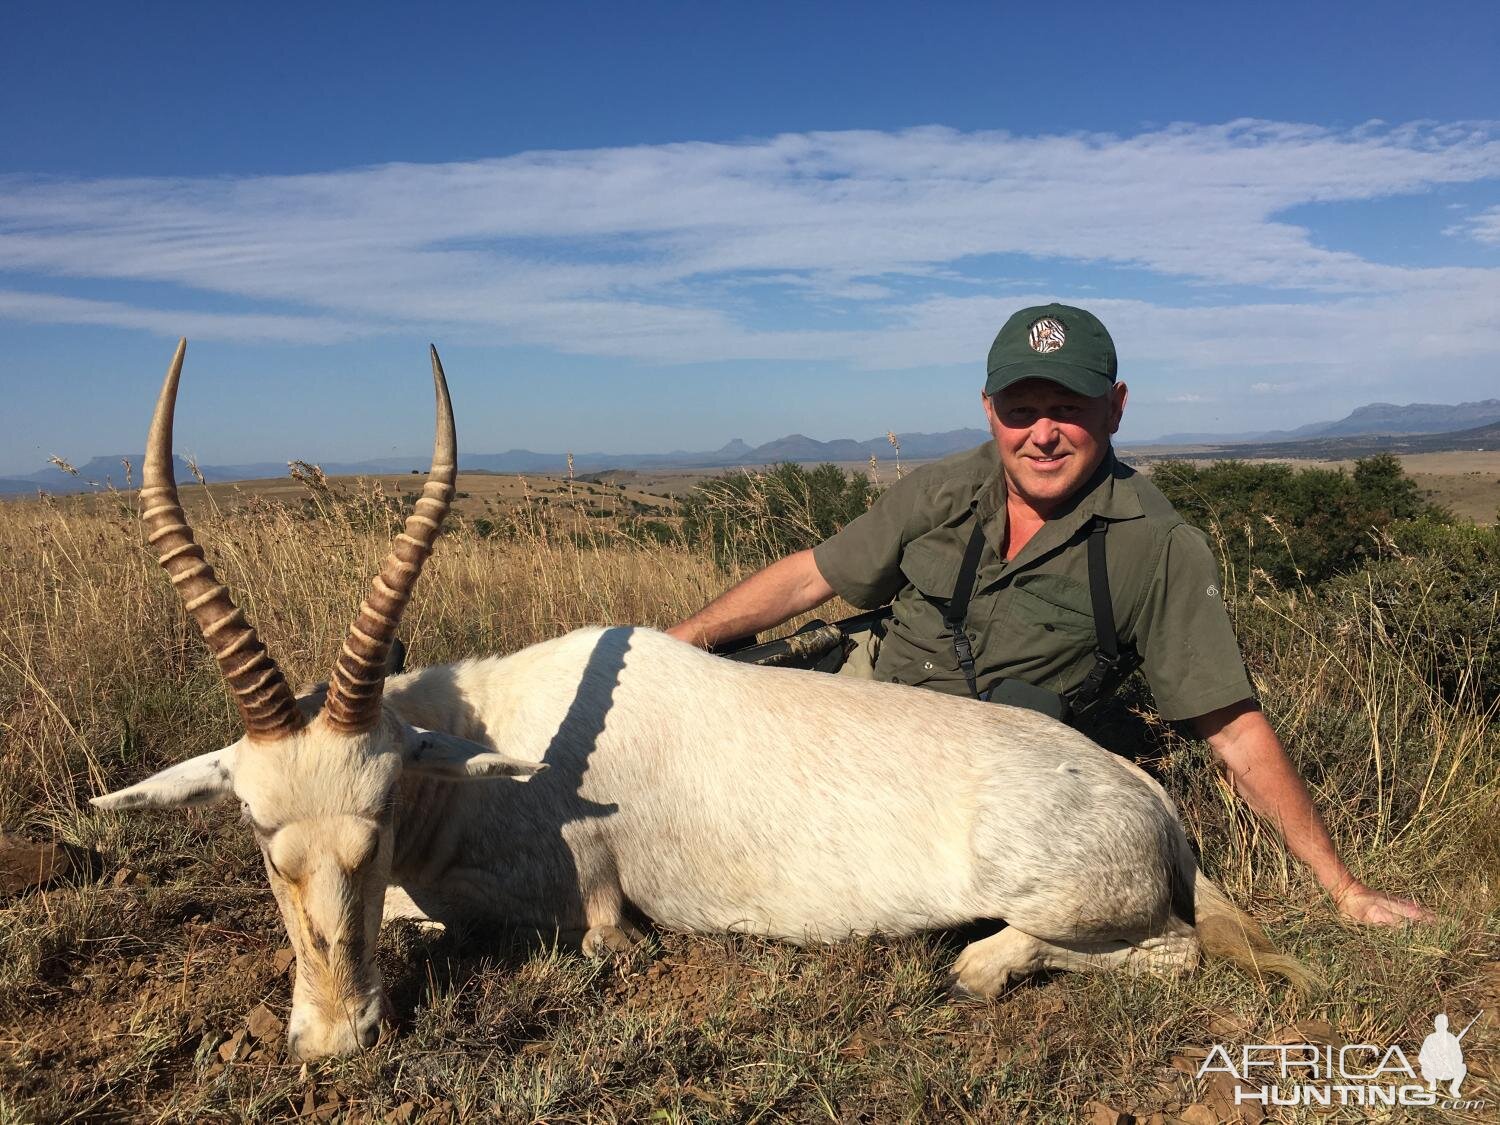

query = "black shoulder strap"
[
  {"left": 945, "top": 519, "right": 988, "bottom": 699},
  {"left": 1070, "top": 516, "right": 1141, "bottom": 715},
  {"left": 946, "top": 514, "right": 1139, "bottom": 712},
  {"left": 1087, "top": 517, "right": 1118, "bottom": 663}
]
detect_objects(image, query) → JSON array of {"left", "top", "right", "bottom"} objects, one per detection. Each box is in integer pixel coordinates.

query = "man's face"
[{"left": 983, "top": 379, "right": 1127, "bottom": 517}]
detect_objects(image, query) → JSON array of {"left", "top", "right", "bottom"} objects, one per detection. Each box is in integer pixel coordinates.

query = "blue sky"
[{"left": 2, "top": 1, "right": 1498, "bottom": 475}]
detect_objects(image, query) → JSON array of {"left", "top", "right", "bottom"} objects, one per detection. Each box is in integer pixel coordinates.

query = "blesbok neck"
[{"left": 389, "top": 771, "right": 470, "bottom": 884}]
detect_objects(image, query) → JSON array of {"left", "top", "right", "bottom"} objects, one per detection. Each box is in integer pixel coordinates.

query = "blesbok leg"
[{"left": 948, "top": 923, "right": 1200, "bottom": 998}]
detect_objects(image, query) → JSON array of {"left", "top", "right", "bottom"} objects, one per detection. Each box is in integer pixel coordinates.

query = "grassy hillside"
[{"left": 0, "top": 478, "right": 1495, "bottom": 1122}]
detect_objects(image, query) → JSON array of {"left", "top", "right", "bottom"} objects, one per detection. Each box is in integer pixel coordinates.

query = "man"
[{"left": 668, "top": 303, "right": 1432, "bottom": 927}]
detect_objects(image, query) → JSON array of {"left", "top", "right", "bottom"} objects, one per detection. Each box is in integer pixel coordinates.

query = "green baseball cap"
[{"left": 984, "top": 303, "right": 1118, "bottom": 398}]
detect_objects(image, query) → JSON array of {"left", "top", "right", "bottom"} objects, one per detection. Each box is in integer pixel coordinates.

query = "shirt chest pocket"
[
  {"left": 1009, "top": 573, "right": 1096, "bottom": 639},
  {"left": 897, "top": 531, "right": 965, "bottom": 606}
]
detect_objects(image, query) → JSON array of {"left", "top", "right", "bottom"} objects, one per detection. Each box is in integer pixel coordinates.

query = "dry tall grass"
[
  {"left": 0, "top": 479, "right": 1495, "bottom": 1122},
  {"left": 0, "top": 484, "right": 729, "bottom": 827}
]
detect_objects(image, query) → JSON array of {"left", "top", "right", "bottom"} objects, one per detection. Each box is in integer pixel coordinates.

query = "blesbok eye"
[{"left": 345, "top": 826, "right": 380, "bottom": 872}]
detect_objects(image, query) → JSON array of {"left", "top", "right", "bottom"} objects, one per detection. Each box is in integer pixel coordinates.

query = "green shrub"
[
  {"left": 1151, "top": 454, "right": 1448, "bottom": 589},
  {"left": 680, "top": 462, "right": 879, "bottom": 568},
  {"left": 1325, "top": 520, "right": 1500, "bottom": 713},
  {"left": 621, "top": 517, "right": 678, "bottom": 545}
]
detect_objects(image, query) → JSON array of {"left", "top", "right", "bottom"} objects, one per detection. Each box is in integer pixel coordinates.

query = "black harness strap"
[
  {"left": 1068, "top": 515, "right": 1140, "bottom": 715},
  {"left": 945, "top": 520, "right": 988, "bottom": 699},
  {"left": 1087, "top": 517, "right": 1118, "bottom": 662},
  {"left": 946, "top": 512, "right": 1140, "bottom": 716}
]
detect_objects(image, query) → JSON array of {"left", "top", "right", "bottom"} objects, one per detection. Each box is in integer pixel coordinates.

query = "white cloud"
[
  {"left": 1168, "top": 393, "right": 1209, "bottom": 403},
  {"left": 1, "top": 119, "right": 1498, "bottom": 373},
  {"left": 0, "top": 290, "right": 377, "bottom": 344},
  {"left": 1456, "top": 205, "right": 1500, "bottom": 245}
]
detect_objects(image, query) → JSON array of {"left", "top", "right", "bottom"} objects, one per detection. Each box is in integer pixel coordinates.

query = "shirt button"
[{"left": 923, "top": 661, "right": 934, "bottom": 670}]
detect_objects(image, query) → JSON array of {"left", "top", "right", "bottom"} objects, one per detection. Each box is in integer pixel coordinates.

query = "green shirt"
[{"left": 812, "top": 443, "right": 1254, "bottom": 722}]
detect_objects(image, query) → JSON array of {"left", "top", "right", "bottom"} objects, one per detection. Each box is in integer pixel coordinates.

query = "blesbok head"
[{"left": 93, "top": 341, "right": 541, "bottom": 1059}]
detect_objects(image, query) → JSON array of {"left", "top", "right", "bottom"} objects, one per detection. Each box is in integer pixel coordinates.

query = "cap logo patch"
[{"left": 1028, "top": 317, "right": 1067, "bottom": 353}]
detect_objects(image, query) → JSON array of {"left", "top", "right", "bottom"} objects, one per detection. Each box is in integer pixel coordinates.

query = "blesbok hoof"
[
  {"left": 581, "top": 923, "right": 639, "bottom": 958},
  {"left": 941, "top": 971, "right": 988, "bottom": 1002}
]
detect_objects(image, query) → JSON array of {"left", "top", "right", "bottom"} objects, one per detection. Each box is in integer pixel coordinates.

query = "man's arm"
[
  {"left": 1193, "top": 700, "right": 1434, "bottom": 926},
  {"left": 666, "top": 549, "right": 836, "bottom": 650}
]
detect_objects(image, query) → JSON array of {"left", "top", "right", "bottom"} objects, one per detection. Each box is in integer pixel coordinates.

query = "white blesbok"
[{"left": 96, "top": 341, "right": 1308, "bottom": 1060}]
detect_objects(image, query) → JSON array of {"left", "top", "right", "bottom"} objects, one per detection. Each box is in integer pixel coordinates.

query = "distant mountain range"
[
  {"left": 0, "top": 429, "right": 993, "bottom": 495},
  {"left": 7, "top": 397, "right": 1500, "bottom": 496},
  {"left": 1145, "top": 398, "right": 1500, "bottom": 445},
  {"left": 1144, "top": 417, "right": 1500, "bottom": 462}
]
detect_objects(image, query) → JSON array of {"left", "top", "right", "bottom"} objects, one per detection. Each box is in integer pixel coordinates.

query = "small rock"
[
  {"left": 1270, "top": 1019, "right": 1339, "bottom": 1046},
  {"left": 274, "top": 948, "right": 297, "bottom": 974},
  {"left": 218, "top": 1028, "right": 248, "bottom": 1062},
  {"left": 1170, "top": 1053, "right": 1204, "bottom": 1075},
  {"left": 1204, "top": 1069, "right": 1264, "bottom": 1123},
  {"left": 1177, "top": 1106, "right": 1218, "bottom": 1125},
  {"left": 125, "top": 960, "right": 146, "bottom": 979},
  {"left": 0, "top": 834, "right": 98, "bottom": 897},
  {"left": 1205, "top": 1009, "right": 1252, "bottom": 1039},
  {"left": 1083, "top": 1101, "right": 1130, "bottom": 1125},
  {"left": 245, "top": 1003, "right": 284, "bottom": 1043}
]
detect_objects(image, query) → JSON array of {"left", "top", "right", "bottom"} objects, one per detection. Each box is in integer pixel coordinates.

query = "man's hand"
[
  {"left": 1332, "top": 879, "right": 1436, "bottom": 926},
  {"left": 1194, "top": 701, "right": 1435, "bottom": 927}
]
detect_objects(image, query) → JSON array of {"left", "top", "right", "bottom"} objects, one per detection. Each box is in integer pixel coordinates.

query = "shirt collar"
[{"left": 973, "top": 446, "right": 1144, "bottom": 564}]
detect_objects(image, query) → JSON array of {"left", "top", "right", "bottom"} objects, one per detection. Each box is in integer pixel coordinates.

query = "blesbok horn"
[
  {"left": 141, "top": 338, "right": 303, "bottom": 740},
  {"left": 324, "top": 346, "right": 456, "bottom": 734}
]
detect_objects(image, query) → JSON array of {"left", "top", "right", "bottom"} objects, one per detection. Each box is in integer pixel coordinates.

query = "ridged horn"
[
  {"left": 324, "top": 346, "right": 456, "bottom": 734},
  {"left": 141, "top": 339, "right": 304, "bottom": 741}
]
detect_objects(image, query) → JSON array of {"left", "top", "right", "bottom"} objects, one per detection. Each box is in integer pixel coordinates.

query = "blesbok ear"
[
  {"left": 91, "top": 748, "right": 237, "bottom": 811},
  {"left": 402, "top": 728, "right": 546, "bottom": 780}
]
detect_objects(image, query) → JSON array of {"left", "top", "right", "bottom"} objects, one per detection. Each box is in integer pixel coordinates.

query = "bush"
[
  {"left": 1326, "top": 520, "right": 1500, "bottom": 713},
  {"left": 680, "top": 462, "right": 879, "bottom": 568},
  {"left": 1151, "top": 454, "right": 1448, "bottom": 589},
  {"left": 620, "top": 517, "right": 678, "bottom": 545}
]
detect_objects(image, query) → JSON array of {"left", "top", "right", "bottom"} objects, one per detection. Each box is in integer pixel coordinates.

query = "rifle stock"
[{"left": 714, "top": 606, "right": 893, "bottom": 667}]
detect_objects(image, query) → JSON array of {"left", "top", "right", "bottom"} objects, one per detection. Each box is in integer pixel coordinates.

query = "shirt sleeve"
[
  {"left": 812, "top": 471, "right": 937, "bottom": 610},
  {"left": 1135, "top": 524, "right": 1256, "bottom": 722}
]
